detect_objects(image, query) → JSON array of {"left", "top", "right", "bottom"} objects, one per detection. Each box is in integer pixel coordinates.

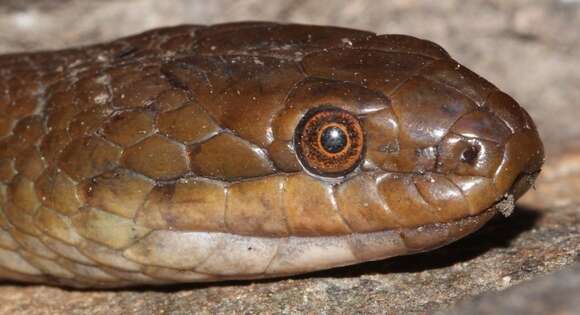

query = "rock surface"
[
  {"left": 1, "top": 1, "right": 579, "bottom": 314},
  {"left": 438, "top": 262, "right": 580, "bottom": 315}
]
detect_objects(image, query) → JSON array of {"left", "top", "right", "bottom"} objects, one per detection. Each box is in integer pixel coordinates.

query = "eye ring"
[{"left": 294, "top": 106, "right": 365, "bottom": 178}]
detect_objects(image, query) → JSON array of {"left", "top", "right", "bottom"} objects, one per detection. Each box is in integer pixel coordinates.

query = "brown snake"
[{"left": 0, "top": 22, "right": 544, "bottom": 287}]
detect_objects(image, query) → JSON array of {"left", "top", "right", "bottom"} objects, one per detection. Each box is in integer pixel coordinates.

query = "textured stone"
[{"left": 440, "top": 262, "right": 580, "bottom": 315}]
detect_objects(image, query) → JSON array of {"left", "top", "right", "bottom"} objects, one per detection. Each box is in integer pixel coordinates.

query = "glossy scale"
[{"left": 0, "top": 22, "right": 543, "bottom": 287}]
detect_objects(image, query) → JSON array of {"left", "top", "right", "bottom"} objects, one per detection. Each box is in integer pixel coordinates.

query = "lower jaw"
[
  {"left": 4, "top": 208, "right": 495, "bottom": 288},
  {"left": 147, "top": 207, "right": 497, "bottom": 285}
]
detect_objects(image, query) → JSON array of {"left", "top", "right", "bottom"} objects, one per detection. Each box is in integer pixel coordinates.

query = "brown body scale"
[{"left": 0, "top": 22, "right": 543, "bottom": 287}]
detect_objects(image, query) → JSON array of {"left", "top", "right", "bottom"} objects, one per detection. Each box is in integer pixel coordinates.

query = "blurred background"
[{"left": 0, "top": 1, "right": 579, "bottom": 314}]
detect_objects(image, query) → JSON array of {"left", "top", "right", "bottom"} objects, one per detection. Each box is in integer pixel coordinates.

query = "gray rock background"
[{"left": 0, "top": 0, "right": 579, "bottom": 314}]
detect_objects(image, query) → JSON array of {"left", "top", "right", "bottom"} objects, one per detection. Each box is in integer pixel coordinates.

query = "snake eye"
[{"left": 294, "top": 106, "right": 365, "bottom": 178}]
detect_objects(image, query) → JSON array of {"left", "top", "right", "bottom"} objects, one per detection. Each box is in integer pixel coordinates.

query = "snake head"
[
  {"left": 0, "top": 23, "right": 546, "bottom": 286},
  {"left": 269, "top": 36, "right": 544, "bottom": 236},
  {"left": 161, "top": 30, "right": 544, "bottom": 238}
]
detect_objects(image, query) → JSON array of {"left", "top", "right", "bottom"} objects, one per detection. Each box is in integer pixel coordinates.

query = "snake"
[{"left": 0, "top": 22, "right": 544, "bottom": 287}]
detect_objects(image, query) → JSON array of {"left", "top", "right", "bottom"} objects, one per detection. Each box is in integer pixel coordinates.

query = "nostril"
[{"left": 460, "top": 144, "right": 480, "bottom": 165}]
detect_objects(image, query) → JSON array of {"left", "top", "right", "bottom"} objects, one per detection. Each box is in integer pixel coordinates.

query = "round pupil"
[{"left": 320, "top": 126, "right": 347, "bottom": 153}]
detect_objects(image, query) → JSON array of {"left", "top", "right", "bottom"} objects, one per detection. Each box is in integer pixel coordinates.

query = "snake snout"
[
  {"left": 504, "top": 131, "right": 544, "bottom": 201},
  {"left": 487, "top": 96, "right": 545, "bottom": 200},
  {"left": 509, "top": 169, "right": 541, "bottom": 201}
]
